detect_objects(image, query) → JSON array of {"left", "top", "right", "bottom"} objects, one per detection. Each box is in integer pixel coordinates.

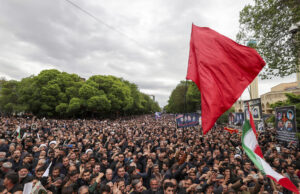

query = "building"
[
  {"left": 233, "top": 81, "right": 300, "bottom": 114},
  {"left": 260, "top": 82, "right": 300, "bottom": 114}
]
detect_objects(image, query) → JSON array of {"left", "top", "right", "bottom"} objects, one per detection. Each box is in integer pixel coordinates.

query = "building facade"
[{"left": 233, "top": 82, "right": 300, "bottom": 114}]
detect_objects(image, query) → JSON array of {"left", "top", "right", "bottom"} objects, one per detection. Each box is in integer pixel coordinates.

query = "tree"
[
  {"left": 87, "top": 95, "right": 111, "bottom": 114},
  {"left": 216, "top": 107, "right": 235, "bottom": 124},
  {"left": 0, "top": 69, "right": 160, "bottom": 118},
  {"left": 237, "top": 0, "right": 300, "bottom": 78},
  {"left": 0, "top": 80, "right": 19, "bottom": 115},
  {"left": 165, "top": 81, "right": 201, "bottom": 113}
]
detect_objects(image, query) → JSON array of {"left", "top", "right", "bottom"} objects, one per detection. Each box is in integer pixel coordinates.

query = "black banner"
[
  {"left": 175, "top": 113, "right": 200, "bottom": 128},
  {"left": 229, "top": 112, "right": 244, "bottom": 126},
  {"left": 275, "top": 106, "right": 298, "bottom": 143},
  {"left": 244, "top": 98, "right": 264, "bottom": 131}
]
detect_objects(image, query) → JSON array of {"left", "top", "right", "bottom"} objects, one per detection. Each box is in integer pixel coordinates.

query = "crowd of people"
[{"left": 0, "top": 115, "right": 299, "bottom": 194}]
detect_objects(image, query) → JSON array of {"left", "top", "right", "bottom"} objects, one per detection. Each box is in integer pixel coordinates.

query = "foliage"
[
  {"left": 0, "top": 69, "right": 161, "bottom": 118},
  {"left": 237, "top": 0, "right": 300, "bottom": 78},
  {"left": 164, "top": 81, "right": 201, "bottom": 113}
]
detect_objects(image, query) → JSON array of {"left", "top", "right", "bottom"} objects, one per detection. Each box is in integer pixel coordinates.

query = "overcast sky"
[{"left": 0, "top": 0, "right": 296, "bottom": 107}]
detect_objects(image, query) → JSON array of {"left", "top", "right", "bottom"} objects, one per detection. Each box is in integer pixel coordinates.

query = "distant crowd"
[{"left": 0, "top": 115, "right": 299, "bottom": 194}]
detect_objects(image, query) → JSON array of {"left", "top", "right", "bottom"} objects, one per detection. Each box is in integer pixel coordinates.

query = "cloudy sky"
[{"left": 0, "top": 0, "right": 296, "bottom": 107}]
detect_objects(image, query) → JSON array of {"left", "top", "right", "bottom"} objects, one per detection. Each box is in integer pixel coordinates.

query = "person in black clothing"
[
  {"left": 78, "top": 170, "right": 92, "bottom": 187},
  {"left": 60, "top": 156, "right": 70, "bottom": 176},
  {"left": 18, "top": 165, "right": 33, "bottom": 187},
  {"left": 3, "top": 172, "right": 23, "bottom": 194},
  {"left": 101, "top": 168, "right": 113, "bottom": 185},
  {"left": 9, "top": 150, "right": 22, "bottom": 170}
]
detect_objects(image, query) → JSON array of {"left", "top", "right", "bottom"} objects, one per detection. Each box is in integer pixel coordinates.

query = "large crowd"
[{"left": 0, "top": 115, "right": 299, "bottom": 194}]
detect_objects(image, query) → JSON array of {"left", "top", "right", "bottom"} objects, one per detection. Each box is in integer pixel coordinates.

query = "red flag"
[
  {"left": 186, "top": 24, "right": 265, "bottom": 134},
  {"left": 224, "top": 127, "right": 238, "bottom": 134}
]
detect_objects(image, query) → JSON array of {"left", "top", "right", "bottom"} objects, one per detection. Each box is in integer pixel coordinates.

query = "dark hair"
[
  {"left": 53, "top": 166, "right": 61, "bottom": 172},
  {"left": 116, "top": 178, "right": 125, "bottom": 183},
  {"left": 116, "top": 166, "right": 125, "bottom": 172},
  {"left": 163, "top": 182, "right": 174, "bottom": 191},
  {"left": 127, "top": 166, "right": 136, "bottom": 174},
  {"left": 99, "top": 184, "right": 111, "bottom": 193},
  {"left": 5, "top": 172, "right": 19, "bottom": 185},
  {"left": 36, "top": 166, "right": 46, "bottom": 172},
  {"left": 61, "top": 185, "right": 74, "bottom": 194},
  {"left": 18, "top": 164, "right": 29, "bottom": 171},
  {"left": 131, "top": 174, "right": 141, "bottom": 180},
  {"left": 69, "top": 170, "right": 78, "bottom": 176}
]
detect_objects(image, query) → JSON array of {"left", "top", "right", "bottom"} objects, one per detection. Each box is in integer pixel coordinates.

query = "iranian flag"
[
  {"left": 242, "top": 110, "right": 299, "bottom": 193},
  {"left": 16, "top": 126, "right": 21, "bottom": 139}
]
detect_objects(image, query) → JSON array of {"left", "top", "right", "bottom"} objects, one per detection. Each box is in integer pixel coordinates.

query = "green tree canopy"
[
  {"left": 165, "top": 81, "right": 201, "bottom": 113},
  {"left": 237, "top": 0, "right": 300, "bottom": 78},
  {"left": 0, "top": 69, "right": 161, "bottom": 118}
]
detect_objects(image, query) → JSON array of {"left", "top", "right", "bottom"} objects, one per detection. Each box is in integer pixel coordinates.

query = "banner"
[
  {"left": 229, "top": 112, "right": 244, "bottom": 126},
  {"left": 155, "top": 112, "right": 162, "bottom": 119},
  {"left": 176, "top": 113, "right": 199, "bottom": 128},
  {"left": 243, "top": 98, "right": 264, "bottom": 131},
  {"left": 275, "top": 106, "right": 298, "bottom": 143}
]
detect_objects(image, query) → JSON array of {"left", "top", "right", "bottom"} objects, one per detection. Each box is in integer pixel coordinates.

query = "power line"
[{"left": 64, "top": 0, "right": 153, "bottom": 52}]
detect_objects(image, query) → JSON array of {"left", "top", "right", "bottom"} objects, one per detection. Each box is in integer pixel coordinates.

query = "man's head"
[
  {"left": 183, "top": 178, "right": 192, "bottom": 189},
  {"left": 150, "top": 178, "right": 159, "bottom": 191},
  {"left": 244, "top": 161, "right": 251, "bottom": 171},
  {"left": 287, "top": 165, "right": 295, "bottom": 175},
  {"left": 4, "top": 172, "right": 19, "bottom": 187},
  {"left": 0, "top": 152, "right": 6, "bottom": 160},
  {"left": 117, "top": 166, "right": 125, "bottom": 178},
  {"left": 63, "top": 157, "right": 69, "bottom": 167},
  {"left": 78, "top": 185, "right": 89, "bottom": 194},
  {"left": 1, "top": 162, "right": 12, "bottom": 173},
  {"left": 105, "top": 168, "right": 113, "bottom": 180},
  {"left": 35, "top": 167, "right": 46, "bottom": 179},
  {"left": 18, "top": 166, "right": 29, "bottom": 179},
  {"left": 117, "top": 179, "right": 125, "bottom": 192},
  {"left": 93, "top": 163, "right": 101, "bottom": 174},
  {"left": 118, "top": 153, "right": 124, "bottom": 162},
  {"left": 13, "top": 150, "right": 21, "bottom": 159},
  {"left": 163, "top": 182, "right": 175, "bottom": 194},
  {"left": 132, "top": 179, "right": 144, "bottom": 193},
  {"left": 52, "top": 166, "right": 61, "bottom": 178},
  {"left": 82, "top": 170, "right": 91, "bottom": 182}
]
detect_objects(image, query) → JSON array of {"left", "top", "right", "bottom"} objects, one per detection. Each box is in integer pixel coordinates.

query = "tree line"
[{"left": 0, "top": 69, "right": 160, "bottom": 118}]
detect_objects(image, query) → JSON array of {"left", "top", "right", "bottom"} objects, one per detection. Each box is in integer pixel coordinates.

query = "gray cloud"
[{"left": 0, "top": 0, "right": 282, "bottom": 108}]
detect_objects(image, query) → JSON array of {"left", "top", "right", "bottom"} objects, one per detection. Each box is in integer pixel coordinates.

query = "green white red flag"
[
  {"left": 242, "top": 109, "right": 299, "bottom": 193},
  {"left": 16, "top": 126, "right": 21, "bottom": 139}
]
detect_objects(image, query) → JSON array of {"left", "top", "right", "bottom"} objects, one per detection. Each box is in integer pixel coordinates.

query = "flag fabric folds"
[
  {"left": 224, "top": 127, "right": 239, "bottom": 134},
  {"left": 242, "top": 110, "right": 299, "bottom": 194},
  {"left": 186, "top": 24, "right": 265, "bottom": 134},
  {"left": 42, "top": 162, "right": 52, "bottom": 177},
  {"left": 16, "top": 126, "right": 21, "bottom": 139}
]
